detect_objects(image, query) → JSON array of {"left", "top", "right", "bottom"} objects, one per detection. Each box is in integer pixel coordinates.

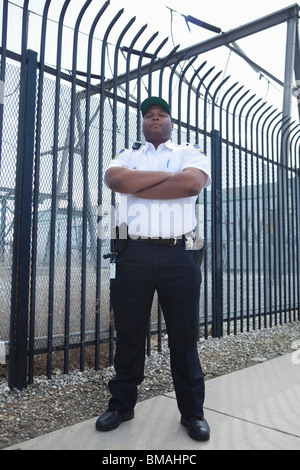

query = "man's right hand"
[{"left": 105, "top": 166, "right": 172, "bottom": 194}]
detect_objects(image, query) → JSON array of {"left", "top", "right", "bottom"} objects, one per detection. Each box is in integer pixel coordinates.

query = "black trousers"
[{"left": 108, "top": 239, "right": 205, "bottom": 419}]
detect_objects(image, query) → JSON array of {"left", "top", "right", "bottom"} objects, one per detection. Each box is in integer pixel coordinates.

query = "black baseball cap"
[{"left": 141, "top": 97, "right": 171, "bottom": 117}]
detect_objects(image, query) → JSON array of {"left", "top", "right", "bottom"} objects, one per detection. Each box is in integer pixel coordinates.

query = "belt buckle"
[{"left": 170, "top": 238, "right": 177, "bottom": 246}]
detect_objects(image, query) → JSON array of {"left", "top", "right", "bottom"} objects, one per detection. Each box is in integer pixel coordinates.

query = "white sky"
[{"left": 1, "top": 0, "right": 300, "bottom": 118}]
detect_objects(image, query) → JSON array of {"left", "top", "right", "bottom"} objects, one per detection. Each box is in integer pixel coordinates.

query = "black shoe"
[
  {"left": 95, "top": 410, "right": 134, "bottom": 432},
  {"left": 180, "top": 416, "right": 210, "bottom": 441}
]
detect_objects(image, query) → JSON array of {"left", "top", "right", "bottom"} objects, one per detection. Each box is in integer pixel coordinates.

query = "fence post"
[
  {"left": 8, "top": 49, "right": 37, "bottom": 390},
  {"left": 211, "top": 130, "right": 223, "bottom": 338}
]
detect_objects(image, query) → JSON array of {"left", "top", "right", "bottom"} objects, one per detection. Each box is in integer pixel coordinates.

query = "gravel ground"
[{"left": 1, "top": 320, "right": 300, "bottom": 450}]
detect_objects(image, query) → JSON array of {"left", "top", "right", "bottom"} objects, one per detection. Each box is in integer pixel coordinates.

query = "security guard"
[{"left": 96, "top": 97, "right": 212, "bottom": 441}]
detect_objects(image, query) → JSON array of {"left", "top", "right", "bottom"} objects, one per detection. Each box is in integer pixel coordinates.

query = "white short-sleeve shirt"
[{"left": 106, "top": 140, "right": 211, "bottom": 238}]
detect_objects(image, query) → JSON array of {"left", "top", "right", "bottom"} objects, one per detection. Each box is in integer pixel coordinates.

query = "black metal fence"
[{"left": 0, "top": 0, "right": 299, "bottom": 389}]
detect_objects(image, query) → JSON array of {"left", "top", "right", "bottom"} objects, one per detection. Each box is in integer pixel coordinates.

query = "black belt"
[{"left": 129, "top": 237, "right": 184, "bottom": 246}]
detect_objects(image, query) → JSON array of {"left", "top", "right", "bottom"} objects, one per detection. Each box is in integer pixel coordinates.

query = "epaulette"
[
  {"left": 114, "top": 148, "right": 126, "bottom": 160},
  {"left": 192, "top": 144, "right": 205, "bottom": 155}
]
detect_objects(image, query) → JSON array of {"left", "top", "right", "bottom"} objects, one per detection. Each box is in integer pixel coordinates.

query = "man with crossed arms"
[{"left": 96, "top": 97, "right": 211, "bottom": 441}]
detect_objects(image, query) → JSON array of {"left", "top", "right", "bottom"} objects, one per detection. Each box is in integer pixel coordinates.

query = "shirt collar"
[{"left": 144, "top": 140, "right": 174, "bottom": 150}]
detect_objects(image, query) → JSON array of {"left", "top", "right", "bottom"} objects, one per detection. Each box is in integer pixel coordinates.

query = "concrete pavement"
[{"left": 5, "top": 352, "right": 300, "bottom": 451}]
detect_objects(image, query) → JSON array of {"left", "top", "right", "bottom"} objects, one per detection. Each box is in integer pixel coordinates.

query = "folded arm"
[
  {"left": 132, "top": 168, "right": 208, "bottom": 199},
  {"left": 105, "top": 166, "right": 172, "bottom": 194},
  {"left": 105, "top": 166, "right": 208, "bottom": 200}
]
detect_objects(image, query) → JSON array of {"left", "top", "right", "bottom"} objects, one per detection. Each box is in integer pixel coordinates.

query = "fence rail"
[{"left": 0, "top": 0, "right": 299, "bottom": 389}]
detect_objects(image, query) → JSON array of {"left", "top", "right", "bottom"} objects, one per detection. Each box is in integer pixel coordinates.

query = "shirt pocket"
[{"left": 165, "top": 156, "right": 182, "bottom": 173}]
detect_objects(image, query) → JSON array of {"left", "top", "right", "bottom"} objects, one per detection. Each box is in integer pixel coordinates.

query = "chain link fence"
[{"left": 1, "top": 1, "right": 299, "bottom": 389}]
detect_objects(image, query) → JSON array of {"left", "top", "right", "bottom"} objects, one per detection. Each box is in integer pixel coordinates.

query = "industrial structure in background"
[{"left": 0, "top": 1, "right": 299, "bottom": 389}]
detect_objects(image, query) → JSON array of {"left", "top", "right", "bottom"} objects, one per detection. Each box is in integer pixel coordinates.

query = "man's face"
[{"left": 142, "top": 105, "right": 173, "bottom": 145}]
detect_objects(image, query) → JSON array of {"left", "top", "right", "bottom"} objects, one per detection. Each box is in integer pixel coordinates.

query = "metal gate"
[{"left": 0, "top": 1, "right": 299, "bottom": 389}]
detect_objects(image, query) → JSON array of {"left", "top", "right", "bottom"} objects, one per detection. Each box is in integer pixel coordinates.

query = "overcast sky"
[{"left": 1, "top": 0, "right": 299, "bottom": 118}]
